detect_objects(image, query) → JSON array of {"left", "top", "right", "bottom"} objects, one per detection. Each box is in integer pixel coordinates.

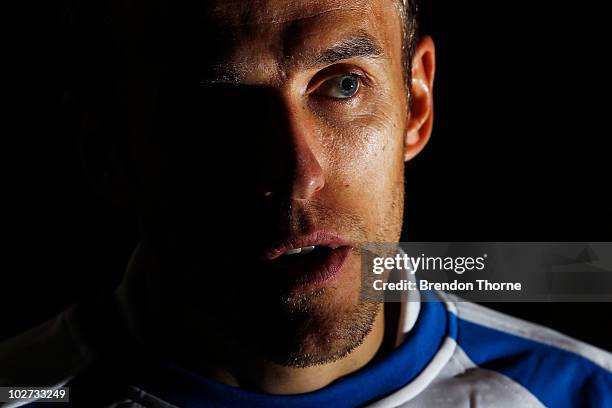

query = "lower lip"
[{"left": 265, "top": 246, "right": 352, "bottom": 290}]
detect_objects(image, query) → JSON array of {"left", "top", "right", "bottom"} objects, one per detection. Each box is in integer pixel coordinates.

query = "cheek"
[
  {"left": 328, "top": 98, "right": 404, "bottom": 187},
  {"left": 322, "top": 104, "right": 405, "bottom": 235},
  {"left": 323, "top": 82, "right": 406, "bottom": 177}
]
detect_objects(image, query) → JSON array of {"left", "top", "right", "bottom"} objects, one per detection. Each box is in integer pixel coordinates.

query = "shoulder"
[
  {"left": 0, "top": 306, "right": 94, "bottom": 407},
  {"left": 0, "top": 306, "right": 94, "bottom": 386},
  {"left": 447, "top": 297, "right": 612, "bottom": 408},
  {"left": 0, "top": 299, "right": 145, "bottom": 408}
]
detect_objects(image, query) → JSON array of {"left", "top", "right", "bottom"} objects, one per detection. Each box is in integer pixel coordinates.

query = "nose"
[{"left": 286, "top": 130, "right": 326, "bottom": 200}]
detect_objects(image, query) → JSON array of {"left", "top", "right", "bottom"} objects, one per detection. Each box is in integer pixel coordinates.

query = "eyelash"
[{"left": 309, "top": 66, "right": 372, "bottom": 101}]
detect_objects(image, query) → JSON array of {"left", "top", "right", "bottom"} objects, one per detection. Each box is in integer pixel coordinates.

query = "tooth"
[
  {"left": 284, "top": 248, "right": 302, "bottom": 255},
  {"left": 300, "top": 246, "right": 316, "bottom": 254}
]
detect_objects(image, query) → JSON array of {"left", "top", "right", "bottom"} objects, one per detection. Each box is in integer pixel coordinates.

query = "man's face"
[{"left": 123, "top": 0, "right": 412, "bottom": 367}]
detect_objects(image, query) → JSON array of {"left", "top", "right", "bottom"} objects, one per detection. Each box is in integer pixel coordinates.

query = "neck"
[{"left": 116, "top": 242, "right": 388, "bottom": 394}]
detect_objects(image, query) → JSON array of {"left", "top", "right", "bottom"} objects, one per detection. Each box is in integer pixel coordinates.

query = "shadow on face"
[{"left": 94, "top": 0, "right": 417, "bottom": 366}]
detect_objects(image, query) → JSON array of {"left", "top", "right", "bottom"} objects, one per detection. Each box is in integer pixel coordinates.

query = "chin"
[
  {"left": 264, "top": 301, "right": 380, "bottom": 368},
  {"left": 232, "top": 259, "right": 381, "bottom": 368}
]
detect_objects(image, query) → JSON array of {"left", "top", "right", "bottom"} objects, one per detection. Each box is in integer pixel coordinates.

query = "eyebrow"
[
  {"left": 306, "top": 33, "right": 385, "bottom": 69},
  {"left": 199, "top": 32, "right": 385, "bottom": 85}
]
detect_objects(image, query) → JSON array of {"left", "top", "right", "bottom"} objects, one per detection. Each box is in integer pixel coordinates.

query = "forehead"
[
  {"left": 195, "top": 0, "right": 403, "bottom": 70},
  {"left": 205, "top": 0, "right": 387, "bottom": 25}
]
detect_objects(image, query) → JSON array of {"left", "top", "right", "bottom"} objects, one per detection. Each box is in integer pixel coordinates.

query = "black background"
[{"left": 4, "top": 0, "right": 611, "bottom": 350}]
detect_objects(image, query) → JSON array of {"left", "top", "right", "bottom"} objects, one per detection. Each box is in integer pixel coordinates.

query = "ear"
[{"left": 404, "top": 35, "right": 436, "bottom": 162}]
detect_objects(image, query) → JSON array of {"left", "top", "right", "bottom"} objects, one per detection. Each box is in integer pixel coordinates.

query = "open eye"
[{"left": 316, "top": 74, "right": 362, "bottom": 99}]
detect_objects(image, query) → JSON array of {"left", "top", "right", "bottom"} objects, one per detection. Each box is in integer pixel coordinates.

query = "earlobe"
[{"left": 404, "top": 36, "right": 436, "bottom": 162}]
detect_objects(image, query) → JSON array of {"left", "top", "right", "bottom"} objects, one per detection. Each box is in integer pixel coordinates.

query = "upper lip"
[{"left": 260, "top": 231, "right": 352, "bottom": 260}]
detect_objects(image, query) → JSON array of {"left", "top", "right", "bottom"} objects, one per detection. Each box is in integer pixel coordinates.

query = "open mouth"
[{"left": 265, "top": 245, "right": 352, "bottom": 289}]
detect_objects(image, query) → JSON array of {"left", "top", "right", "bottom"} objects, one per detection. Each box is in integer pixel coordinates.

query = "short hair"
[
  {"left": 63, "top": 0, "right": 421, "bottom": 127},
  {"left": 63, "top": 0, "right": 421, "bottom": 178},
  {"left": 398, "top": 0, "right": 420, "bottom": 106}
]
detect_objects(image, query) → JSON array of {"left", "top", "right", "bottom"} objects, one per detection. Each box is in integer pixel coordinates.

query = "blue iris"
[{"left": 329, "top": 75, "right": 360, "bottom": 98}]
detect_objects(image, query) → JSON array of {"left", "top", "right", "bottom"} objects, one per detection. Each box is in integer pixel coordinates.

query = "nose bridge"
[
  {"left": 287, "top": 105, "right": 326, "bottom": 200},
  {"left": 262, "top": 90, "right": 326, "bottom": 201}
]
